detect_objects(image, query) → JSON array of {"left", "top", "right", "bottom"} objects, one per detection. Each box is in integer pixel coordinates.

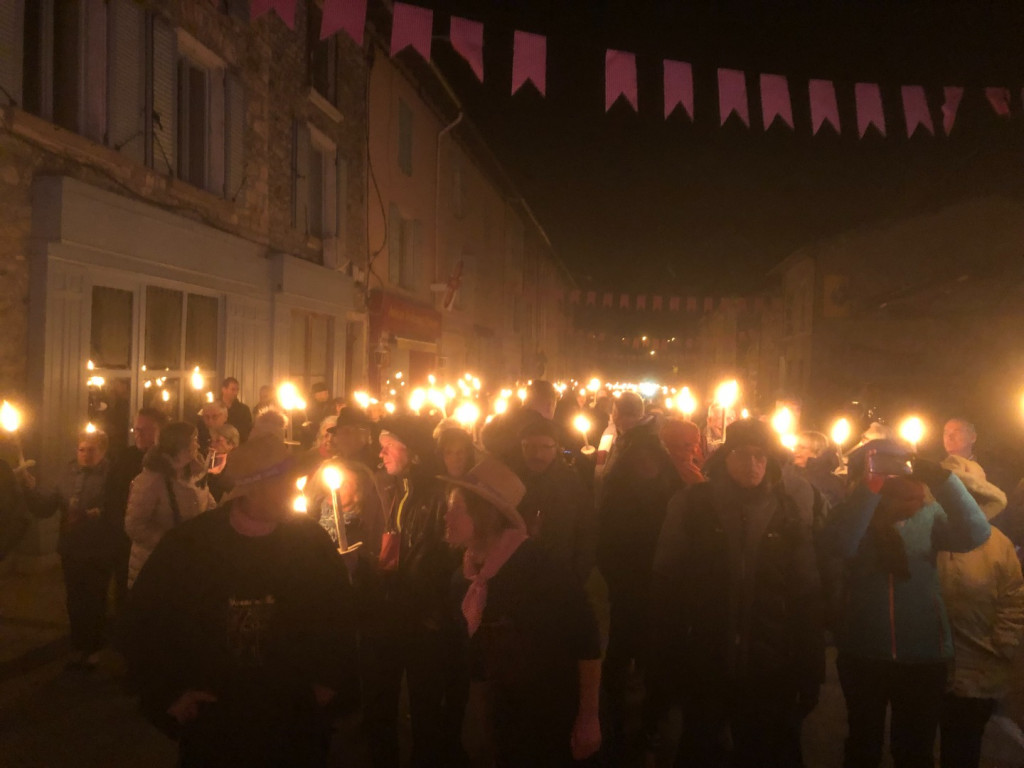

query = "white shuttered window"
[{"left": 107, "top": 0, "right": 145, "bottom": 162}]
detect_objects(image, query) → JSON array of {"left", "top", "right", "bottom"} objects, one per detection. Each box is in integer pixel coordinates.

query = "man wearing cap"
[
  {"left": 365, "top": 414, "right": 461, "bottom": 768},
  {"left": 648, "top": 419, "right": 824, "bottom": 767},
  {"left": 516, "top": 418, "right": 596, "bottom": 584},
  {"left": 126, "top": 433, "right": 357, "bottom": 767}
]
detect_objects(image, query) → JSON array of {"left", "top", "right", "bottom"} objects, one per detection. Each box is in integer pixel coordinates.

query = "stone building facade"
[{"left": 0, "top": 0, "right": 370, "bottom": 556}]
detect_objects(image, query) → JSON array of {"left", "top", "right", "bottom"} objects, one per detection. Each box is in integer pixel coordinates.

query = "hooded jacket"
[
  {"left": 825, "top": 474, "right": 991, "bottom": 662},
  {"left": 125, "top": 449, "right": 215, "bottom": 586},
  {"left": 937, "top": 456, "right": 1024, "bottom": 699}
]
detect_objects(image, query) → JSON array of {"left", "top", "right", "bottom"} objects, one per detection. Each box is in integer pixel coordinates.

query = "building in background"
[{"left": 365, "top": 37, "right": 575, "bottom": 391}]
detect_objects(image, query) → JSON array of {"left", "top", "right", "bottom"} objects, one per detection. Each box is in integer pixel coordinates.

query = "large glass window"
[
  {"left": 290, "top": 309, "right": 333, "bottom": 394},
  {"left": 88, "top": 284, "right": 221, "bottom": 449}
]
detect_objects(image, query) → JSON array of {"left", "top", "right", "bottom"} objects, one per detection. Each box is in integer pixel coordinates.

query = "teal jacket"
[{"left": 825, "top": 475, "right": 990, "bottom": 662}]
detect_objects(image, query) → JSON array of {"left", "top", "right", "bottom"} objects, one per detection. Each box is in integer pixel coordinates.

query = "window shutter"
[
  {"left": 107, "top": 0, "right": 144, "bottom": 162},
  {"left": 387, "top": 203, "right": 401, "bottom": 286},
  {"left": 207, "top": 68, "right": 226, "bottom": 195},
  {"left": 335, "top": 154, "right": 348, "bottom": 258},
  {"left": 323, "top": 147, "right": 337, "bottom": 238},
  {"left": 0, "top": 0, "right": 24, "bottom": 107},
  {"left": 408, "top": 219, "right": 423, "bottom": 291},
  {"left": 293, "top": 122, "right": 311, "bottom": 232},
  {"left": 82, "top": 0, "right": 107, "bottom": 143},
  {"left": 150, "top": 15, "right": 177, "bottom": 174},
  {"left": 225, "top": 72, "right": 246, "bottom": 202}
]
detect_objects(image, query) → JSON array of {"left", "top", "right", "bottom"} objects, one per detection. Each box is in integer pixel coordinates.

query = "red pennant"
[
  {"left": 718, "top": 69, "right": 749, "bottom": 127},
  {"left": 809, "top": 80, "right": 840, "bottom": 135},
  {"left": 942, "top": 87, "right": 964, "bottom": 135},
  {"left": 664, "top": 60, "right": 694, "bottom": 120},
  {"left": 569, "top": 289, "right": 581, "bottom": 305},
  {"left": 900, "top": 85, "right": 933, "bottom": 137},
  {"left": 652, "top": 295, "right": 663, "bottom": 311},
  {"left": 252, "top": 0, "right": 296, "bottom": 29},
  {"left": 636, "top": 295, "right": 647, "bottom": 310},
  {"left": 602, "top": 293, "right": 613, "bottom": 308},
  {"left": 760, "top": 74, "right": 793, "bottom": 129},
  {"left": 251, "top": 0, "right": 272, "bottom": 18},
  {"left": 321, "top": 0, "right": 366, "bottom": 43},
  {"left": 512, "top": 31, "right": 546, "bottom": 96},
  {"left": 703, "top": 297, "right": 714, "bottom": 312},
  {"left": 605, "top": 50, "right": 638, "bottom": 112},
  {"left": 855, "top": 83, "right": 886, "bottom": 138},
  {"left": 669, "top": 297, "right": 681, "bottom": 312},
  {"left": 391, "top": 3, "right": 432, "bottom": 59},
  {"left": 686, "top": 297, "right": 697, "bottom": 312},
  {"left": 450, "top": 17, "right": 484, "bottom": 81},
  {"left": 986, "top": 87, "right": 1011, "bottom": 117},
  {"left": 619, "top": 294, "right": 630, "bottom": 309}
]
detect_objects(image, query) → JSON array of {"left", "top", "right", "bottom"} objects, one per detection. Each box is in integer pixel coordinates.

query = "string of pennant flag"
[
  {"left": 564, "top": 292, "right": 764, "bottom": 314},
  {"left": 249, "top": 0, "right": 1018, "bottom": 137}
]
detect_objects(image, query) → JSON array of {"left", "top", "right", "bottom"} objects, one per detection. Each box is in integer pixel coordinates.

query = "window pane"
[
  {"left": 185, "top": 294, "right": 219, "bottom": 370},
  {"left": 89, "top": 377, "right": 132, "bottom": 456},
  {"left": 188, "top": 64, "right": 208, "bottom": 185},
  {"left": 290, "top": 310, "right": 309, "bottom": 381},
  {"left": 91, "top": 286, "right": 133, "bottom": 369},
  {"left": 309, "top": 314, "right": 329, "bottom": 380},
  {"left": 143, "top": 376, "right": 180, "bottom": 420},
  {"left": 309, "top": 147, "right": 324, "bottom": 238},
  {"left": 52, "top": 0, "right": 80, "bottom": 132},
  {"left": 145, "top": 286, "right": 183, "bottom": 370}
]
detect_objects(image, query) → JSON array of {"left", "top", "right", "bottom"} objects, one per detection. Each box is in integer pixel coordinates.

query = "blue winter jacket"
[{"left": 825, "top": 474, "right": 990, "bottom": 662}]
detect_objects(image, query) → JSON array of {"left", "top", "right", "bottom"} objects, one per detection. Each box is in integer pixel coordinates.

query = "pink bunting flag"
[
  {"left": 605, "top": 50, "right": 638, "bottom": 112},
  {"left": 718, "top": 69, "right": 749, "bottom": 127},
  {"left": 809, "top": 80, "right": 840, "bottom": 135},
  {"left": 322, "top": 0, "right": 367, "bottom": 44},
  {"left": 855, "top": 83, "right": 886, "bottom": 137},
  {"left": 636, "top": 295, "right": 647, "bottom": 310},
  {"left": 450, "top": 17, "right": 484, "bottom": 81},
  {"left": 663, "top": 60, "right": 694, "bottom": 120},
  {"left": 586, "top": 291, "right": 597, "bottom": 306},
  {"left": 986, "top": 87, "right": 1011, "bottom": 116},
  {"left": 252, "top": 0, "right": 295, "bottom": 28},
  {"left": 512, "top": 31, "right": 546, "bottom": 96},
  {"left": 652, "top": 295, "right": 663, "bottom": 311},
  {"left": 942, "top": 87, "right": 964, "bottom": 135},
  {"left": 619, "top": 294, "right": 630, "bottom": 309},
  {"left": 760, "top": 74, "right": 793, "bottom": 130},
  {"left": 703, "top": 297, "right": 714, "bottom": 312},
  {"left": 602, "top": 292, "right": 613, "bottom": 308},
  {"left": 668, "top": 296, "right": 680, "bottom": 311},
  {"left": 391, "top": 2, "right": 432, "bottom": 59},
  {"left": 900, "top": 85, "right": 933, "bottom": 137},
  {"left": 569, "top": 289, "right": 581, "bottom": 305}
]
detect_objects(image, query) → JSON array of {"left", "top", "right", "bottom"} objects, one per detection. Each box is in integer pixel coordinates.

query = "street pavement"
[{"left": 1, "top": 564, "right": 1023, "bottom": 767}]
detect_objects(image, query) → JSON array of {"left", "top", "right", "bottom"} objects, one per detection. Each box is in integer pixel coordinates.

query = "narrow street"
[{"left": 2, "top": 565, "right": 1023, "bottom": 767}]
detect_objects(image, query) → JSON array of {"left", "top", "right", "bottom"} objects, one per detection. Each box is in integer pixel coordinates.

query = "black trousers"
[
  {"left": 602, "top": 584, "right": 646, "bottom": 720},
  {"left": 836, "top": 654, "right": 947, "bottom": 768},
  {"left": 675, "top": 681, "right": 804, "bottom": 768},
  {"left": 61, "top": 555, "right": 113, "bottom": 655},
  {"left": 360, "top": 627, "right": 459, "bottom": 768},
  {"left": 939, "top": 693, "right": 996, "bottom": 768}
]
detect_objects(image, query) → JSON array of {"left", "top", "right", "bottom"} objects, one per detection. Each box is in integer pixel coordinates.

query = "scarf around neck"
[{"left": 461, "top": 528, "right": 528, "bottom": 637}]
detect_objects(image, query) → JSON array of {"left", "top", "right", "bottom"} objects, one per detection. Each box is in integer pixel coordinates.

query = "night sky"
[{"left": 422, "top": 0, "right": 1024, "bottom": 292}]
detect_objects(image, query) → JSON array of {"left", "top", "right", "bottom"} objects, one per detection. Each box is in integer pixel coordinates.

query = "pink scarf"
[{"left": 461, "top": 528, "right": 528, "bottom": 637}]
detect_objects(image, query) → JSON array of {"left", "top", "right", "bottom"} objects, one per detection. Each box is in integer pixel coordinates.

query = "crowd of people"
[{"left": 1, "top": 376, "right": 1024, "bottom": 768}]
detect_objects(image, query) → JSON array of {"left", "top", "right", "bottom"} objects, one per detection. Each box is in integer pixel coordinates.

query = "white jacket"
[{"left": 125, "top": 462, "right": 215, "bottom": 587}]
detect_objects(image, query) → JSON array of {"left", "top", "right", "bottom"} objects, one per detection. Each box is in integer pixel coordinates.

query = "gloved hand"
[{"left": 911, "top": 457, "right": 951, "bottom": 488}]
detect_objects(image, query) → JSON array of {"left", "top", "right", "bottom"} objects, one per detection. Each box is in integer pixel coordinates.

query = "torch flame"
[
  {"left": 454, "top": 401, "right": 481, "bottom": 427},
  {"left": 899, "top": 416, "right": 926, "bottom": 449},
  {"left": 714, "top": 380, "right": 739, "bottom": 409},
  {"left": 831, "top": 418, "right": 852, "bottom": 447},
  {"left": 322, "top": 465, "right": 343, "bottom": 492},
  {"left": 573, "top": 414, "right": 591, "bottom": 435},
  {"left": 0, "top": 401, "right": 20, "bottom": 433}
]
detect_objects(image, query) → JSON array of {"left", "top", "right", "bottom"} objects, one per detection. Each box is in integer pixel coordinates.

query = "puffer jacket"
[
  {"left": 938, "top": 457, "right": 1024, "bottom": 699},
  {"left": 125, "top": 450, "right": 215, "bottom": 587},
  {"left": 825, "top": 474, "right": 991, "bottom": 662}
]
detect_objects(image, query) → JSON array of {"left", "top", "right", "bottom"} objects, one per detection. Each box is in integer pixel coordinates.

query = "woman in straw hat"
[{"left": 444, "top": 455, "right": 602, "bottom": 767}]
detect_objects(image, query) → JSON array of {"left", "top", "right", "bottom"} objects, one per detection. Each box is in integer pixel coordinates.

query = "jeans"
[{"left": 836, "top": 654, "right": 947, "bottom": 768}]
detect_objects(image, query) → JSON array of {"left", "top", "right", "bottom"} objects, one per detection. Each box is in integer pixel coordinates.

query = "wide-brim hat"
[
  {"left": 221, "top": 433, "right": 305, "bottom": 502},
  {"left": 379, "top": 414, "right": 434, "bottom": 461},
  {"left": 439, "top": 455, "right": 527, "bottom": 531},
  {"left": 327, "top": 405, "right": 371, "bottom": 432}
]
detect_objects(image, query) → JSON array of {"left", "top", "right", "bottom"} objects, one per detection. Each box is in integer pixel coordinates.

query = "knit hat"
[
  {"left": 440, "top": 455, "right": 527, "bottom": 530},
  {"left": 519, "top": 417, "right": 561, "bottom": 443},
  {"left": 378, "top": 413, "right": 434, "bottom": 461},
  {"left": 721, "top": 419, "right": 784, "bottom": 460},
  {"left": 327, "top": 405, "right": 371, "bottom": 431}
]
